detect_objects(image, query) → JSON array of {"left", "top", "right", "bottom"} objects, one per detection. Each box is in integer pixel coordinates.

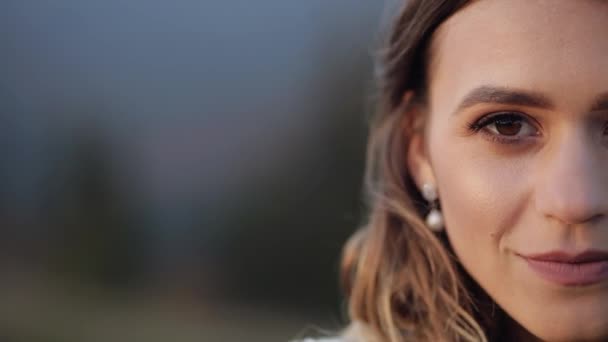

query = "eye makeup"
[{"left": 466, "top": 111, "right": 541, "bottom": 145}]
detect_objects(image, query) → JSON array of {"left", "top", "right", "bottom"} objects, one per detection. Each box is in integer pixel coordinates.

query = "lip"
[{"left": 519, "top": 250, "right": 608, "bottom": 286}]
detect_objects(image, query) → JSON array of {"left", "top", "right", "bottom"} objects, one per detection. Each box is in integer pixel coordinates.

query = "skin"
[{"left": 407, "top": 0, "right": 608, "bottom": 341}]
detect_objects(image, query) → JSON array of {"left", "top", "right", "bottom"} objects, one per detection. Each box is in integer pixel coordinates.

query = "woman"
[{"left": 306, "top": 0, "right": 608, "bottom": 341}]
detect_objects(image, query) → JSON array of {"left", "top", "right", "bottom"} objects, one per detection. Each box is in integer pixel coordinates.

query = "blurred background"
[{"left": 0, "top": 1, "right": 387, "bottom": 341}]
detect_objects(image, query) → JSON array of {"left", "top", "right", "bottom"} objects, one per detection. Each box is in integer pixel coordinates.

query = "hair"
[{"left": 339, "top": 1, "right": 507, "bottom": 341}]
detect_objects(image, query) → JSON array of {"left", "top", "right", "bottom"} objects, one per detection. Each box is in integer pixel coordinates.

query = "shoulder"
[{"left": 293, "top": 321, "right": 372, "bottom": 342}]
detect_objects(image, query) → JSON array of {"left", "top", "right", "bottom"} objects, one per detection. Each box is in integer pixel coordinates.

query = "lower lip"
[{"left": 523, "top": 258, "right": 608, "bottom": 286}]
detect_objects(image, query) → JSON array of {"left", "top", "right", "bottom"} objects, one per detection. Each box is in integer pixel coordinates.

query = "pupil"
[{"left": 495, "top": 118, "right": 521, "bottom": 136}]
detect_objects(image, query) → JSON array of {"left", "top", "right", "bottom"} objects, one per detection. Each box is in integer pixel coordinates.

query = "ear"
[{"left": 405, "top": 101, "right": 436, "bottom": 192}]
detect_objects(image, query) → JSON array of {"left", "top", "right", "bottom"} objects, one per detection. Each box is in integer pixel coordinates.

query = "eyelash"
[{"left": 466, "top": 112, "right": 539, "bottom": 145}]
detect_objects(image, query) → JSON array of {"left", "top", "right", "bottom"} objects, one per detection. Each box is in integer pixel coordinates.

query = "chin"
[
  {"left": 517, "top": 311, "right": 608, "bottom": 342},
  {"left": 530, "top": 329, "right": 608, "bottom": 342}
]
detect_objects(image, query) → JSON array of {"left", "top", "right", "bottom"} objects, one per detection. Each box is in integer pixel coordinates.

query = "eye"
[{"left": 468, "top": 112, "right": 540, "bottom": 144}]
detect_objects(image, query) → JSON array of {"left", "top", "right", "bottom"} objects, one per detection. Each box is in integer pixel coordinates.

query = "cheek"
[{"left": 428, "top": 133, "right": 531, "bottom": 282}]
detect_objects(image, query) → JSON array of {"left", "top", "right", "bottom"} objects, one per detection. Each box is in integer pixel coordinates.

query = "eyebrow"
[
  {"left": 454, "top": 86, "right": 608, "bottom": 116},
  {"left": 453, "top": 86, "right": 555, "bottom": 115}
]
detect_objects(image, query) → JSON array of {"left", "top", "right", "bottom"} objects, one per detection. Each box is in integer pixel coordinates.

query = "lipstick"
[{"left": 520, "top": 250, "right": 608, "bottom": 286}]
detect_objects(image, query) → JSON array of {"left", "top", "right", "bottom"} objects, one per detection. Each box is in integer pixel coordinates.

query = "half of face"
[{"left": 407, "top": 0, "right": 608, "bottom": 341}]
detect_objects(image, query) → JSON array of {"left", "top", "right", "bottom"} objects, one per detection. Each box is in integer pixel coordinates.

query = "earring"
[{"left": 422, "top": 183, "right": 444, "bottom": 232}]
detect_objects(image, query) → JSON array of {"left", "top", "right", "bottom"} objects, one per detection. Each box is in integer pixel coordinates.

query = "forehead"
[{"left": 429, "top": 0, "right": 608, "bottom": 113}]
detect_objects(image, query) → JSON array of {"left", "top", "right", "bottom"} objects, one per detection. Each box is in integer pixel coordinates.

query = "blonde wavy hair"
[{"left": 340, "top": 1, "right": 506, "bottom": 341}]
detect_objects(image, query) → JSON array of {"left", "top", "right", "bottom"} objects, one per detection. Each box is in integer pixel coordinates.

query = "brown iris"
[{"left": 494, "top": 117, "right": 522, "bottom": 136}]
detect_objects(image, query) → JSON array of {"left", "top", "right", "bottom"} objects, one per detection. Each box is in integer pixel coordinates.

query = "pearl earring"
[{"left": 422, "top": 183, "right": 444, "bottom": 232}]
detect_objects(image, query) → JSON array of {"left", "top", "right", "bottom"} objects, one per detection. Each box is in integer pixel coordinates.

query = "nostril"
[
  {"left": 549, "top": 206, "right": 604, "bottom": 227},
  {"left": 533, "top": 126, "right": 608, "bottom": 228},
  {"left": 535, "top": 188, "right": 606, "bottom": 227}
]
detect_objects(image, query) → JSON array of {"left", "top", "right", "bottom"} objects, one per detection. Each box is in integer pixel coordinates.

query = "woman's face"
[{"left": 410, "top": 0, "right": 608, "bottom": 340}]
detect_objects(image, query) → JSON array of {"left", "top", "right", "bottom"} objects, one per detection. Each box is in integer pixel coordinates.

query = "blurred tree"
[
  {"left": 50, "top": 115, "right": 141, "bottom": 290},
  {"left": 221, "top": 38, "right": 370, "bottom": 314}
]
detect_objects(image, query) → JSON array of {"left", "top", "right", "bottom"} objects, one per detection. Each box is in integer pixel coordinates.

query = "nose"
[{"left": 535, "top": 128, "right": 608, "bottom": 226}]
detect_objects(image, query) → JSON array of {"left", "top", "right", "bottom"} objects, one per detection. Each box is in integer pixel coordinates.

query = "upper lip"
[{"left": 521, "top": 250, "right": 608, "bottom": 263}]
